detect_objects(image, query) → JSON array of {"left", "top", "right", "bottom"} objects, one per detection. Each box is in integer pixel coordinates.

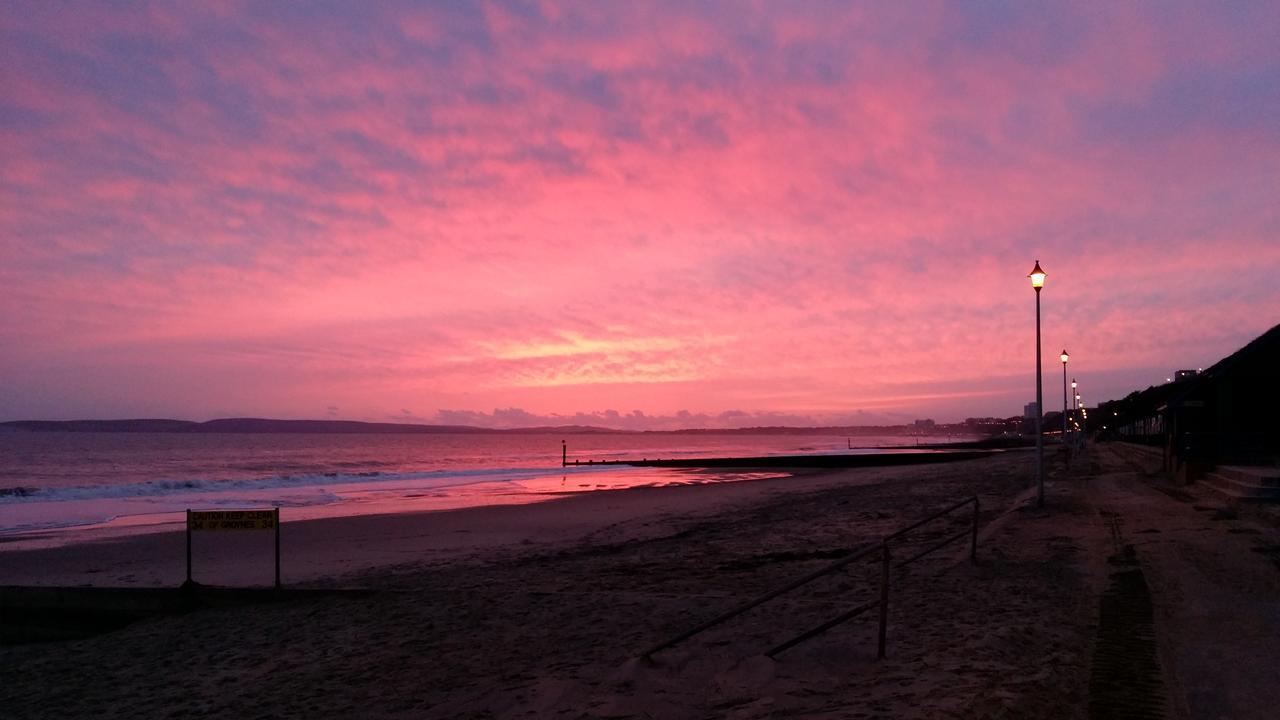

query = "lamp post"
[
  {"left": 1077, "top": 393, "right": 1082, "bottom": 444},
  {"left": 1071, "top": 378, "right": 1078, "bottom": 449},
  {"left": 1060, "top": 350, "right": 1069, "bottom": 451},
  {"left": 1029, "top": 261, "right": 1046, "bottom": 507}
]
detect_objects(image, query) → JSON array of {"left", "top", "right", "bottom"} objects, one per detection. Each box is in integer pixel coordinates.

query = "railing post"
[
  {"left": 878, "top": 542, "right": 889, "bottom": 659},
  {"left": 645, "top": 494, "right": 984, "bottom": 660},
  {"left": 970, "top": 497, "right": 979, "bottom": 563}
]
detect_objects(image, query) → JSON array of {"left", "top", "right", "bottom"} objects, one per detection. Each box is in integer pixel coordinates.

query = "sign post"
[
  {"left": 186, "top": 509, "right": 192, "bottom": 585},
  {"left": 185, "top": 508, "right": 281, "bottom": 589}
]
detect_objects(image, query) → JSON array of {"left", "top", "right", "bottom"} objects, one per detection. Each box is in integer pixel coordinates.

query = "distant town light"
[{"left": 1028, "top": 261, "right": 1046, "bottom": 290}]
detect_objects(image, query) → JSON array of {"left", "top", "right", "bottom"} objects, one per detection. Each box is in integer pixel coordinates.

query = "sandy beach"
[{"left": 4, "top": 446, "right": 1279, "bottom": 719}]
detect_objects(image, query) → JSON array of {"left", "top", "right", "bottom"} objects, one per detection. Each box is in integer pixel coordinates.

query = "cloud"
[
  {"left": 430, "top": 406, "right": 908, "bottom": 431},
  {"left": 2, "top": 1, "right": 1279, "bottom": 423}
]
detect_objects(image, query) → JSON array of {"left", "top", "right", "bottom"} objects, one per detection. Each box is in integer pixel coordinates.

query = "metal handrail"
[
  {"left": 640, "top": 542, "right": 882, "bottom": 658},
  {"left": 642, "top": 495, "right": 980, "bottom": 660},
  {"left": 883, "top": 495, "right": 977, "bottom": 544},
  {"left": 772, "top": 496, "right": 979, "bottom": 659}
]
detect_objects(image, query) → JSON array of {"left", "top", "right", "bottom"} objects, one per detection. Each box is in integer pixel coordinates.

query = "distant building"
[
  {"left": 913, "top": 419, "right": 935, "bottom": 429},
  {"left": 1174, "top": 369, "right": 1200, "bottom": 382},
  {"left": 962, "top": 416, "right": 1031, "bottom": 436},
  {"left": 1024, "top": 402, "right": 1039, "bottom": 418}
]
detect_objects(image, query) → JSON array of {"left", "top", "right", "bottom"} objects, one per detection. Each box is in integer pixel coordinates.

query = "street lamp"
[
  {"left": 1060, "top": 350, "right": 1069, "bottom": 450},
  {"left": 1029, "top": 260, "right": 1046, "bottom": 507},
  {"left": 1071, "top": 378, "right": 1078, "bottom": 450}
]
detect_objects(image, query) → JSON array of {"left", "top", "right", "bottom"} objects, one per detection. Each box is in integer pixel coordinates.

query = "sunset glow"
[{"left": 2, "top": 2, "right": 1278, "bottom": 427}]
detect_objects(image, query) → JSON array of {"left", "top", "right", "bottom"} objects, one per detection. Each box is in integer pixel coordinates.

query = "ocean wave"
[
  {"left": 0, "top": 486, "right": 40, "bottom": 498},
  {"left": 0, "top": 466, "right": 589, "bottom": 505}
]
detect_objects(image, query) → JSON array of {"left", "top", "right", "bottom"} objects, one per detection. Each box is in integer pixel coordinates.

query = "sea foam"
[{"left": 0, "top": 466, "right": 579, "bottom": 505}]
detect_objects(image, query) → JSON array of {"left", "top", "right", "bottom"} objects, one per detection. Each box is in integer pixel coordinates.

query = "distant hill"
[
  {"left": 1, "top": 419, "right": 201, "bottom": 433},
  {"left": 0, "top": 418, "right": 621, "bottom": 434},
  {"left": 192, "top": 418, "right": 489, "bottom": 434}
]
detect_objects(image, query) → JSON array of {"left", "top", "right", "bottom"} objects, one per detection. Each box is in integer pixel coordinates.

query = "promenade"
[{"left": 1081, "top": 443, "right": 1280, "bottom": 719}]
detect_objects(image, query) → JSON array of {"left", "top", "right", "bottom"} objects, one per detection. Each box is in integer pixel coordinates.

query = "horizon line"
[{"left": 0, "top": 416, "right": 1027, "bottom": 434}]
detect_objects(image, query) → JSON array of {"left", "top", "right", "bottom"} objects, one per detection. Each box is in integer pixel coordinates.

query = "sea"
[{"left": 0, "top": 431, "right": 972, "bottom": 545}]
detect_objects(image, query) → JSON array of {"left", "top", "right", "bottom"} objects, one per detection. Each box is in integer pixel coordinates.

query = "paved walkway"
[{"left": 1084, "top": 444, "right": 1280, "bottom": 720}]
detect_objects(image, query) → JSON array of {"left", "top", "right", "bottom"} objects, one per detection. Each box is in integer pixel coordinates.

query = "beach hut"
[{"left": 1101, "top": 323, "right": 1280, "bottom": 480}]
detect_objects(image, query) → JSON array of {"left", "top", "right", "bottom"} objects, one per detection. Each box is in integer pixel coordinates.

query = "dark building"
[{"left": 1100, "top": 323, "right": 1280, "bottom": 476}]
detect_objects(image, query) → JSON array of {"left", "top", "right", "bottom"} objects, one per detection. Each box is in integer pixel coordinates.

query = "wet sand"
[{"left": 3, "top": 447, "right": 1277, "bottom": 718}]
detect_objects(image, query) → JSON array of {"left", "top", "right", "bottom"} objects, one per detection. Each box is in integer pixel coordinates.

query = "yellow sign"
[{"left": 189, "top": 509, "right": 277, "bottom": 531}]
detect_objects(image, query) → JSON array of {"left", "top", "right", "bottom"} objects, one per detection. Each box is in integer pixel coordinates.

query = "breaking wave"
[{"left": 0, "top": 466, "right": 577, "bottom": 505}]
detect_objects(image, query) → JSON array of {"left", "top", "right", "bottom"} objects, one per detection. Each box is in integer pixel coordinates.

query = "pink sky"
[{"left": 2, "top": 2, "right": 1278, "bottom": 428}]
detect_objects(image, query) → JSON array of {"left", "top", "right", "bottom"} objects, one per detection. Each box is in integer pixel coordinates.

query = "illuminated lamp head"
[{"left": 1028, "top": 260, "right": 1046, "bottom": 291}]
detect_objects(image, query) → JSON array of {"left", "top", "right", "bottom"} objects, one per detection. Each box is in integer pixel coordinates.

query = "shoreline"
[
  {"left": 0, "top": 465, "right": 784, "bottom": 546},
  {"left": 0, "top": 447, "right": 1000, "bottom": 555},
  {"left": 0, "top": 446, "right": 1008, "bottom": 589},
  {"left": 0, "top": 465, "right": 868, "bottom": 588}
]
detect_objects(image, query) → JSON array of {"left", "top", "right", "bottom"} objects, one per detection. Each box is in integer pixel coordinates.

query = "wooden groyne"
[{"left": 562, "top": 449, "right": 997, "bottom": 469}]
